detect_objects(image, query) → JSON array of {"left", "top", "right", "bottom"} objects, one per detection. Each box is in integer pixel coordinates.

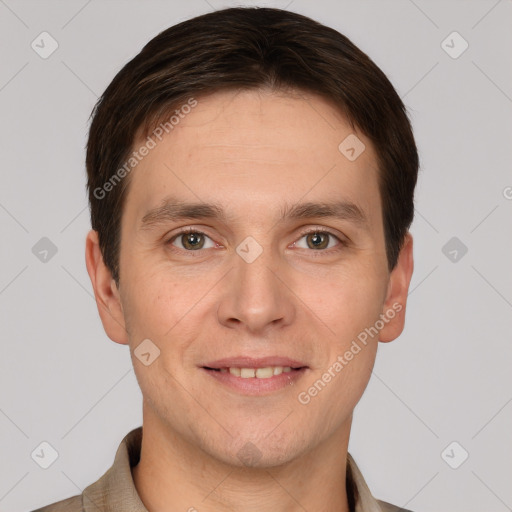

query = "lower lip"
[{"left": 201, "top": 367, "right": 308, "bottom": 395}]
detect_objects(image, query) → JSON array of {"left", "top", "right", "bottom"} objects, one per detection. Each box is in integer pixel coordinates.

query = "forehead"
[{"left": 124, "top": 88, "right": 381, "bottom": 229}]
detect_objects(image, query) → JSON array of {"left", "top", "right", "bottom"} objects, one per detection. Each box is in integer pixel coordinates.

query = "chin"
[{"left": 219, "top": 431, "right": 308, "bottom": 469}]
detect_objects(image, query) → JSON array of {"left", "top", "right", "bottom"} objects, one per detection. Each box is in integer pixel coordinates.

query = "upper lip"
[{"left": 202, "top": 356, "right": 308, "bottom": 369}]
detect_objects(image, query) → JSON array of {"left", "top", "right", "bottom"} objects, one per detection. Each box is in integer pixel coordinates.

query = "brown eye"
[
  {"left": 293, "top": 230, "right": 341, "bottom": 251},
  {"left": 181, "top": 232, "right": 204, "bottom": 250},
  {"left": 170, "top": 231, "right": 215, "bottom": 251},
  {"left": 306, "top": 232, "right": 330, "bottom": 250}
]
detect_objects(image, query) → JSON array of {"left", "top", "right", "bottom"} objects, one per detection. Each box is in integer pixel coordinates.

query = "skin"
[{"left": 86, "top": 88, "right": 414, "bottom": 512}]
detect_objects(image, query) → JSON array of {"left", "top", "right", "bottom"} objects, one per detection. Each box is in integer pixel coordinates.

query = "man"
[{"left": 34, "top": 6, "right": 417, "bottom": 512}]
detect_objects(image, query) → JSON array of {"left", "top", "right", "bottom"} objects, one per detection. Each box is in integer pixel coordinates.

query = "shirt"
[{"left": 31, "top": 426, "right": 412, "bottom": 512}]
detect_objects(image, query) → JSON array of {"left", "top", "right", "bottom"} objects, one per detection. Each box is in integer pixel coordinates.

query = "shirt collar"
[{"left": 82, "top": 426, "right": 389, "bottom": 512}]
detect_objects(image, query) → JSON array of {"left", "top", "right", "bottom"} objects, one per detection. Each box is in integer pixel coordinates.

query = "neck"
[{"left": 132, "top": 402, "right": 352, "bottom": 512}]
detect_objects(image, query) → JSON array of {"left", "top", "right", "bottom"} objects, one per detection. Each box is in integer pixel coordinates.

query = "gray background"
[{"left": 0, "top": 1, "right": 511, "bottom": 511}]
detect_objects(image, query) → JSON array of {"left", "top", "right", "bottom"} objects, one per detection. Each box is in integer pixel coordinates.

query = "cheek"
[
  {"left": 295, "top": 340, "right": 377, "bottom": 439},
  {"left": 122, "top": 265, "right": 193, "bottom": 338},
  {"left": 297, "top": 269, "right": 385, "bottom": 340},
  {"left": 335, "top": 352, "right": 375, "bottom": 422},
  {"left": 121, "top": 272, "right": 214, "bottom": 382}
]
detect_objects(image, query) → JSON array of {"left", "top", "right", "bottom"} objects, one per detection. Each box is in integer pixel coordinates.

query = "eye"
[
  {"left": 169, "top": 229, "right": 216, "bottom": 251},
  {"left": 293, "top": 230, "right": 342, "bottom": 251}
]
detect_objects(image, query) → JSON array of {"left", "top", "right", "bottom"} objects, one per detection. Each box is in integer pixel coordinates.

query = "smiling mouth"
[{"left": 202, "top": 366, "right": 306, "bottom": 379}]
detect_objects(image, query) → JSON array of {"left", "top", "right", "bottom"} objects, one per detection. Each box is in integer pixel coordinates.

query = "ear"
[
  {"left": 85, "top": 229, "right": 129, "bottom": 345},
  {"left": 378, "top": 232, "right": 414, "bottom": 343}
]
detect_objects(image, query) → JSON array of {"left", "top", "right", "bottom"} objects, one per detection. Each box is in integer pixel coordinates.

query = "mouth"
[
  {"left": 200, "top": 357, "right": 309, "bottom": 395},
  {"left": 202, "top": 365, "right": 305, "bottom": 379}
]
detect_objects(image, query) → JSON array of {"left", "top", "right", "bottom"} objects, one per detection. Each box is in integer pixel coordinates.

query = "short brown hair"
[{"left": 86, "top": 7, "right": 418, "bottom": 285}]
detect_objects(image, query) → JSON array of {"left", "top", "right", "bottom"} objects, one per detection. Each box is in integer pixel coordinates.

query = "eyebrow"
[{"left": 140, "top": 197, "right": 369, "bottom": 230}]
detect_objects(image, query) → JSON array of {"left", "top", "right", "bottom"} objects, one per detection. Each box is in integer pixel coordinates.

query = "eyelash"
[{"left": 165, "top": 226, "right": 347, "bottom": 256}]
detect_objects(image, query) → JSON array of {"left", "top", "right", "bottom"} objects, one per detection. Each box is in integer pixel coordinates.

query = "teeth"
[
  {"left": 226, "top": 366, "right": 295, "bottom": 379},
  {"left": 240, "top": 368, "right": 256, "bottom": 378},
  {"left": 255, "top": 367, "right": 273, "bottom": 378}
]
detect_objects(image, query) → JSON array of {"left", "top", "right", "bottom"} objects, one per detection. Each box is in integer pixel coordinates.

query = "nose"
[{"left": 216, "top": 245, "right": 296, "bottom": 334}]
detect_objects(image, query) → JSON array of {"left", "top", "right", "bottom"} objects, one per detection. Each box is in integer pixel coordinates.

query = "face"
[{"left": 87, "top": 88, "right": 413, "bottom": 468}]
